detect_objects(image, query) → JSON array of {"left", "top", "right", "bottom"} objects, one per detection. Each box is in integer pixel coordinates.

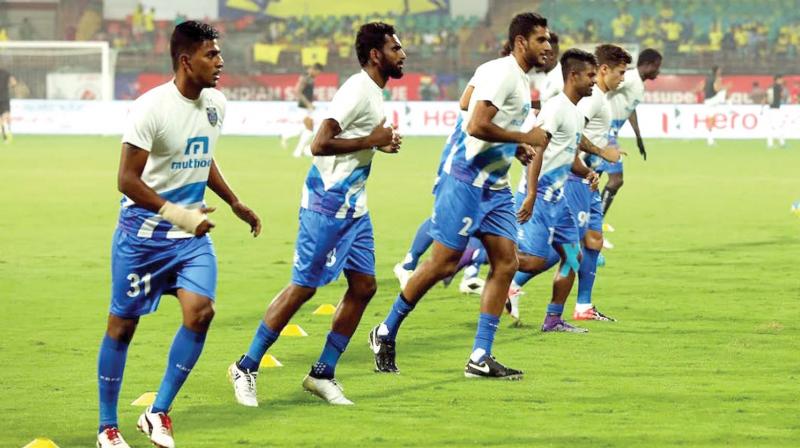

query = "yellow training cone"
[
  {"left": 131, "top": 392, "right": 157, "bottom": 406},
  {"left": 312, "top": 304, "right": 337, "bottom": 315},
  {"left": 280, "top": 324, "right": 308, "bottom": 336},
  {"left": 260, "top": 354, "right": 283, "bottom": 368},
  {"left": 23, "top": 438, "right": 59, "bottom": 448}
]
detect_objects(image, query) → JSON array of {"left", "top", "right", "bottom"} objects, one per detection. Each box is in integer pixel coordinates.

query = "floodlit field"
[{"left": 1, "top": 136, "right": 798, "bottom": 447}]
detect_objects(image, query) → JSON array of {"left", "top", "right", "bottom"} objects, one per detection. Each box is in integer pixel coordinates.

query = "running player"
[
  {"left": 513, "top": 48, "right": 599, "bottom": 333},
  {"left": 568, "top": 44, "right": 631, "bottom": 321},
  {"left": 96, "top": 21, "right": 261, "bottom": 448},
  {"left": 393, "top": 67, "right": 494, "bottom": 294},
  {"left": 0, "top": 67, "right": 16, "bottom": 143},
  {"left": 600, "top": 48, "right": 662, "bottom": 232},
  {"left": 370, "top": 12, "right": 551, "bottom": 379},
  {"left": 282, "top": 63, "right": 324, "bottom": 157},
  {"left": 228, "top": 22, "right": 405, "bottom": 406}
]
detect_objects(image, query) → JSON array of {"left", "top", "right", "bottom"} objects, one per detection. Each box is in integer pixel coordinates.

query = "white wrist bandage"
[{"left": 158, "top": 201, "right": 205, "bottom": 234}]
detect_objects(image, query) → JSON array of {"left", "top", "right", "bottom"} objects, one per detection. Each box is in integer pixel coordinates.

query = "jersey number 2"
[{"left": 458, "top": 217, "right": 473, "bottom": 237}]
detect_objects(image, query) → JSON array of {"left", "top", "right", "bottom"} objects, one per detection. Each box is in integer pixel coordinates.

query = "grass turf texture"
[{"left": 1, "top": 136, "right": 798, "bottom": 447}]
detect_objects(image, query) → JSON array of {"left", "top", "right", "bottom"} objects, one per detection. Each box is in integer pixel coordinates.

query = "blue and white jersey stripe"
[
  {"left": 118, "top": 81, "right": 225, "bottom": 239},
  {"left": 300, "top": 70, "right": 384, "bottom": 219},
  {"left": 442, "top": 56, "right": 531, "bottom": 190},
  {"left": 518, "top": 92, "right": 584, "bottom": 202}
]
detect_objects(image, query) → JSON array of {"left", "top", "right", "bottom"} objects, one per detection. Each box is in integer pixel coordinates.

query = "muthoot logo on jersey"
[{"left": 172, "top": 136, "right": 211, "bottom": 170}]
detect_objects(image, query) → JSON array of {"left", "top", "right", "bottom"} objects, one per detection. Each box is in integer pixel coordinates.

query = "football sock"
[
  {"left": 151, "top": 326, "right": 207, "bottom": 413},
  {"left": 379, "top": 293, "right": 415, "bottom": 341},
  {"left": 601, "top": 187, "right": 618, "bottom": 216},
  {"left": 463, "top": 264, "right": 479, "bottom": 280},
  {"left": 577, "top": 247, "right": 599, "bottom": 309},
  {"left": 470, "top": 313, "right": 500, "bottom": 362},
  {"left": 98, "top": 334, "right": 129, "bottom": 432},
  {"left": 239, "top": 321, "right": 280, "bottom": 372},
  {"left": 310, "top": 331, "right": 350, "bottom": 379},
  {"left": 546, "top": 302, "right": 564, "bottom": 316},
  {"left": 402, "top": 219, "right": 433, "bottom": 270}
]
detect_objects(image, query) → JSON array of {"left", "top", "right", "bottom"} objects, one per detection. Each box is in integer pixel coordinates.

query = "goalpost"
[{"left": 0, "top": 41, "right": 114, "bottom": 101}]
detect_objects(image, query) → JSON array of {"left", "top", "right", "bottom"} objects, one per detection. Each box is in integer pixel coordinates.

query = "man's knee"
[
  {"left": 493, "top": 252, "right": 519, "bottom": 276},
  {"left": 606, "top": 175, "right": 624, "bottom": 191},
  {"left": 584, "top": 231, "right": 603, "bottom": 250},
  {"left": 351, "top": 277, "right": 378, "bottom": 302},
  {"left": 106, "top": 315, "right": 139, "bottom": 343},
  {"left": 186, "top": 303, "right": 216, "bottom": 329}
]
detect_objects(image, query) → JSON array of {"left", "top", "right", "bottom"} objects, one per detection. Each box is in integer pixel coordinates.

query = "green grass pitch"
[{"left": 1, "top": 135, "right": 798, "bottom": 447}]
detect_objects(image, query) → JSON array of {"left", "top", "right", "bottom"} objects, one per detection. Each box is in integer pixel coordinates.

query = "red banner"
[{"left": 136, "top": 73, "right": 340, "bottom": 101}]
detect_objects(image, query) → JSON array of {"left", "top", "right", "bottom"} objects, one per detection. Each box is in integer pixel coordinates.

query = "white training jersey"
[
  {"left": 577, "top": 85, "right": 612, "bottom": 170},
  {"left": 538, "top": 62, "right": 564, "bottom": 105},
  {"left": 119, "top": 81, "right": 226, "bottom": 239},
  {"left": 442, "top": 55, "right": 531, "bottom": 190},
  {"left": 301, "top": 70, "right": 384, "bottom": 219},
  {"left": 607, "top": 68, "right": 644, "bottom": 144},
  {"left": 517, "top": 92, "right": 584, "bottom": 201}
]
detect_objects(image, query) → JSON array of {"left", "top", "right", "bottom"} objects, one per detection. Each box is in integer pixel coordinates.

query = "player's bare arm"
[
  {"left": 516, "top": 143, "right": 544, "bottom": 224},
  {"left": 579, "top": 134, "right": 624, "bottom": 162},
  {"left": 571, "top": 152, "right": 599, "bottom": 190},
  {"left": 117, "top": 143, "right": 214, "bottom": 236},
  {"left": 311, "top": 117, "right": 397, "bottom": 156},
  {"left": 628, "top": 109, "right": 646, "bottom": 160},
  {"left": 208, "top": 159, "right": 261, "bottom": 237},
  {"left": 467, "top": 100, "right": 549, "bottom": 147},
  {"left": 459, "top": 85, "right": 475, "bottom": 111}
]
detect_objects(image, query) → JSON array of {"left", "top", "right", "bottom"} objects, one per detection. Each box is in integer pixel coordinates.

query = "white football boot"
[
  {"left": 97, "top": 427, "right": 130, "bottom": 448},
  {"left": 302, "top": 375, "right": 354, "bottom": 405},
  {"left": 228, "top": 362, "right": 259, "bottom": 407},
  {"left": 393, "top": 263, "right": 413, "bottom": 290},
  {"left": 459, "top": 276, "right": 485, "bottom": 295},
  {"left": 137, "top": 406, "right": 175, "bottom": 448}
]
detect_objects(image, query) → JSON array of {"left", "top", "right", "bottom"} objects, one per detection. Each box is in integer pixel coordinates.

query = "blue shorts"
[
  {"left": 516, "top": 192, "right": 580, "bottom": 258},
  {"left": 110, "top": 229, "right": 217, "bottom": 319},
  {"left": 429, "top": 174, "right": 517, "bottom": 251},
  {"left": 564, "top": 176, "right": 603, "bottom": 238},
  {"left": 597, "top": 159, "right": 623, "bottom": 174},
  {"left": 292, "top": 208, "right": 375, "bottom": 288}
]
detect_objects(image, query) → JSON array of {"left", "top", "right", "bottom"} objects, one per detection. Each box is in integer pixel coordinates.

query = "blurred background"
[{"left": 1, "top": 0, "right": 798, "bottom": 105}]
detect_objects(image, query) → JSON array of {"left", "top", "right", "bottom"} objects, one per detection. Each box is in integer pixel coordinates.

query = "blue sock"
[
  {"left": 151, "top": 326, "right": 207, "bottom": 413},
  {"left": 310, "top": 331, "right": 350, "bottom": 379},
  {"left": 471, "top": 313, "right": 500, "bottom": 360},
  {"left": 577, "top": 248, "right": 599, "bottom": 305},
  {"left": 238, "top": 321, "right": 280, "bottom": 372},
  {"left": 546, "top": 303, "right": 565, "bottom": 316},
  {"left": 380, "top": 293, "right": 415, "bottom": 341},
  {"left": 98, "top": 334, "right": 129, "bottom": 432},
  {"left": 402, "top": 219, "right": 434, "bottom": 270}
]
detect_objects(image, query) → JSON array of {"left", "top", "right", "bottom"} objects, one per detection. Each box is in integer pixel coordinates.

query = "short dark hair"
[
  {"left": 595, "top": 44, "right": 632, "bottom": 67},
  {"left": 355, "top": 22, "right": 396, "bottom": 67},
  {"left": 549, "top": 31, "right": 560, "bottom": 49},
  {"left": 312, "top": 63, "right": 324, "bottom": 70},
  {"left": 170, "top": 21, "right": 219, "bottom": 71},
  {"left": 560, "top": 48, "right": 598, "bottom": 81},
  {"left": 507, "top": 12, "right": 548, "bottom": 49},
  {"left": 637, "top": 48, "right": 662, "bottom": 67}
]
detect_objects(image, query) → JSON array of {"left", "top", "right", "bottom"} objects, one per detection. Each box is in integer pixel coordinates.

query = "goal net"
[{"left": 0, "top": 41, "right": 114, "bottom": 100}]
